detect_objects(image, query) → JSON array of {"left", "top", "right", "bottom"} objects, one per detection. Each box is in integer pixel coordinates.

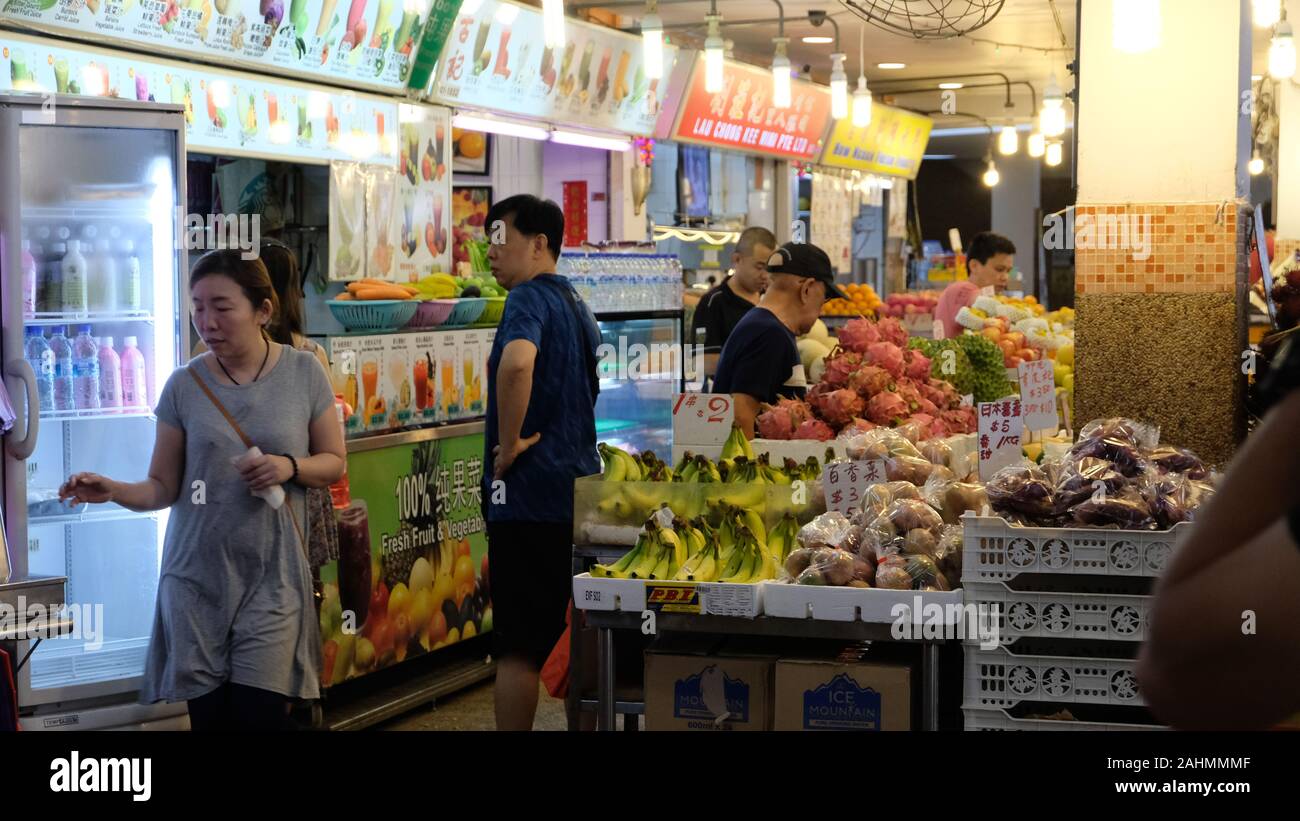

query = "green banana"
[
  {"left": 719, "top": 543, "right": 757, "bottom": 583},
  {"left": 628, "top": 526, "right": 663, "bottom": 578},
  {"left": 678, "top": 459, "right": 699, "bottom": 483},
  {"left": 599, "top": 443, "right": 627, "bottom": 481},
  {"left": 591, "top": 535, "right": 646, "bottom": 578},
  {"left": 674, "top": 451, "right": 693, "bottom": 475}
]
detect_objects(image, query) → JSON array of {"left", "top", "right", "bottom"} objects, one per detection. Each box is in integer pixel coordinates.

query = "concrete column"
[
  {"left": 991, "top": 152, "right": 1042, "bottom": 290},
  {"left": 1073, "top": 0, "right": 1252, "bottom": 464}
]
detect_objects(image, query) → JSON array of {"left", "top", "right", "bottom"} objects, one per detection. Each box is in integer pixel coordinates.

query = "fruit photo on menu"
[
  {"left": 451, "top": 127, "right": 489, "bottom": 174},
  {"left": 451, "top": 186, "right": 491, "bottom": 270}
]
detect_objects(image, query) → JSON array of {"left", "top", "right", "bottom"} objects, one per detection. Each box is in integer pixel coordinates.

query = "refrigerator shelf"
[
  {"left": 23, "top": 202, "right": 154, "bottom": 221},
  {"left": 40, "top": 408, "right": 155, "bottom": 423},
  {"left": 30, "top": 506, "right": 158, "bottom": 528},
  {"left": 25, "top": 311, "right": 154, "bottom": 325}
]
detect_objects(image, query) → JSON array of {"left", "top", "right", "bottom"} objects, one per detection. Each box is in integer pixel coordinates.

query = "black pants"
[
  {"left": 486, "top": 520, "right": 574, "bottom": 670},
  {"left": 187, "top": 682, "right": 298, "bottom": 731}
]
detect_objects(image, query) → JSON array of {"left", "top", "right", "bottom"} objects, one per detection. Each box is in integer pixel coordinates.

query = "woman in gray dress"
[{"left": 58, "top": 249, "right": 346, "bottom": 730}]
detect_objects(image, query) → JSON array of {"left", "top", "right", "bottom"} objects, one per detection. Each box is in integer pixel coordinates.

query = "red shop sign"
[
  {"left": 563, "top": 181, "right": 588, "bottom": 247},
  {"left": 670, "top": 58, "right": 831, "bottom": 160}
]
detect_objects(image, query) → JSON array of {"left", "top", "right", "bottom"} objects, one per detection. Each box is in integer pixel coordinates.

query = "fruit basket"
[
  {"left": 327, "top": 299, "right": 419, "bottom": 332},
  {"left": 404, "top": 299, "right": 457, "bottom": 329},
  {"left": 960, "top": 514, "right": 1188, "bottom": 584},
  {"left": 445, "top": 297, "right": 486, "bottom": 327},
  {"left": 478, "top": 296, "right": 506, "bottom": 325}
]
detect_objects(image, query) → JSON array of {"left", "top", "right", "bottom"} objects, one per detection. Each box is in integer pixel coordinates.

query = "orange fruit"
[{"left": 459, "top": 131, "right": 485, "bottom": 159}]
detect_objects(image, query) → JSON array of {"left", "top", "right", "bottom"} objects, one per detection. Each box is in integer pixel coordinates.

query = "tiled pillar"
[{"left": 1073, "top": 1, "right": 1251, "bottom": 465}]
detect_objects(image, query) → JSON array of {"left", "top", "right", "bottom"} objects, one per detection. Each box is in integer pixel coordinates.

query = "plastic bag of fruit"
[
  {"left": 922, "top": 474, "right": 990, "bottom": 525},
  {"left": 1053, "top": 456, "right": 1132, "bottom": 515},
  {"left": 1145, "top": 445, "right": 1209, "bottom": 480},
  {"left": 986, "top": 464, "right": 1057, "bottom": 522},
  {"left": 1070, "top": 486, "right": 1157, "bottom": 530},
  {"left": 783, "top": 545, "right": 875, "bottom": 587},
  {"left": 843, "top": 427, "right": 923, "bottom": 462},
  {"left": 875, "top": 553, "right": 950, "bottom": 591}
]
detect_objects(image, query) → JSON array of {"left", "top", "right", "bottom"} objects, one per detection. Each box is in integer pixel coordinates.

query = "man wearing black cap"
[{"left": 713, "top": 242, "right": 847, "bottom": 438}]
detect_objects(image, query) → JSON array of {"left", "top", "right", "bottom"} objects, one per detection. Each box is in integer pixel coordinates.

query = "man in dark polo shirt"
[
  {"left": 713, "top": 242, "right": 846, "bottom": 437},
  {"left": 690, "top": 226, "right": 777, "bottom": 380}
]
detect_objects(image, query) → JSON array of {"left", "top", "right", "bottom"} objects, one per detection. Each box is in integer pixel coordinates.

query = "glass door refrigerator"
[{"left": 0, "top": 93, "right": 187, "bottom": 730}]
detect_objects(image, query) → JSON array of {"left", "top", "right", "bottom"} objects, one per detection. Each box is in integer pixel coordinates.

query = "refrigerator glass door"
[
  {"left": 16, "top": 121, "right": 179, "bottom": 704},
  {"left": 594, "top": 316, "right": 679, "bottom": 455}
]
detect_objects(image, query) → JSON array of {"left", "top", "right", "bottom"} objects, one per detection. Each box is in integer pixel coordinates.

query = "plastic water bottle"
[
  {"left": 48, "top": 326, "right": 74, "bottom": 411},
  {"left": 98, "top": 336, "right": 123, "bottom": 411},
  {"left": 121, "top": 336, "right": 148, "bottom": 409},
  {"left": 24, "top": 327, "right": 54, "bottom": 413},
  {"left": 72, "top": 325, "right": 100, "bottom": 410}
]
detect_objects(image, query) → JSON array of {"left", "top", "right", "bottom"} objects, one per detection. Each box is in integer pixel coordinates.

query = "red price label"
[{"left": 672, "top": 393, "right": 734, "bottom": 446}]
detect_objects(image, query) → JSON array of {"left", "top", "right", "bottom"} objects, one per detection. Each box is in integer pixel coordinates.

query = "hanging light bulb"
[
  {"left": 851, "top": 24, "right": 872, "bottom": 127},
  {"left": 772, "top": 37, "right": 791, "bottom": 109},
  {"left": 1046, "top": 140, "right": 1064, "bottom": 167},
  {"left": 641, "top": 1, "right": 664, "bottom": 80},
  {"left": 704, "top": 14, "right": 724, "bottom": 93},
  {"left": 1249, "top": 152, "right": 1266, "bottom": 175},
  {"left": 829, "top": 53, "right": 848, "bottom": 120},
  {"left": 1028, "top": 130, "right": 1046, "bottom": 158},
  {"left": 998, "top": 122, "right": 1019, "bottom": 155},
  {"left": 543, "top": 0, "right": 565, "bottom": 49},
  {"left": 1271, "top": 18, "right": 1296, "bottom": 79},
  {"left": 1041, "top": 74, "right": 1067, "bottom": 137},
  {"left": 1256, "top": 0, "right": 1282, "bottom": 28},
  {"left": 982, "top": 156, "right": 1000, "bottom": 187},
  {"left": 1112, "top": 0, "right": 1161, "bottom": 53}
]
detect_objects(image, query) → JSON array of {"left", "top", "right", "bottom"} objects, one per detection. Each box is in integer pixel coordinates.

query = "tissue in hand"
[{"left": 231, "top": 446, "right": 285, "bottom": 509}]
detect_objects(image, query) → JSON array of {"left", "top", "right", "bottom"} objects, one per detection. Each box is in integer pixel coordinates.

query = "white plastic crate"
[
  {"left": 963, "top": 708, "right": 1164, "bottom": 731},
  {"left": 964, "top": 644, "right": 1144, "bottom": 709},
  {"left": 762, "top": 582, "right": 964, "bottom": 625},
  {"left": 961, "top": 514, "right": 1189, "bottom": 584},
  {"left": 964, "top": 582, "right": 1153, "bottom": 644}
]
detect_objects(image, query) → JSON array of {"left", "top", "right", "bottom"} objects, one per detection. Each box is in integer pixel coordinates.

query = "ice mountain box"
[
  {"left": 774, "top": 658, "right": 911, "bottom": 731},
  {"left": 644, "top": 651, "right": 773, "bottom": 731}
]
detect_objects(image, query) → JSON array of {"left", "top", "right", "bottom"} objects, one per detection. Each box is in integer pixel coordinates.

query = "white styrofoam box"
[
  {"left": 573, "top": 574, "right": 646, "bottom": 612},
  {"left": 576, "top": 523, "right": 642, "bottom": 547},
  {"left": 696, "top": 582, "right": 764, "bottom": 619},
  {"left": 964, "top": 582, "right": 1153, "bottom": 644},
  {"left": 963, "top": 708, "right": 1164, "bottom": 731},
  {"left": 572, "top": 575, "right": 765, "bottom": 617},
  {"left": 961, "top": 514, "right": 1189, "bottom": 584},
  {"left": 762, "top": 582, "right": 965, "bottom": 624},
  {"left": 671, "top": 433, "right": 977, "bottom": 476},
  {"left": 964, "top": 645, "right": 1144, "bottom": 710}
]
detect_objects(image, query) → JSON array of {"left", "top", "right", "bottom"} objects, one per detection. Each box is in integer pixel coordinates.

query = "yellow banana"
[
  {"left": 742, "top": 508, "right": 767, "bottom": 547},
  {"left": 659, "top": 528, "right": 686, "bottom": 567},
  {"left": 618, "top": 450, "right": 643, "bottom": 482},
  {"left": 692, "top": 548, "right": 718, "bottom": 582},
  {"left": 719, "top": 546, "right": 756, "bottom": 583}
]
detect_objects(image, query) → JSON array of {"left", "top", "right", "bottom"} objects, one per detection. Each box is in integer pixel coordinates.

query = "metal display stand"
[{"left": 570, "top": 547, "right": 945, "bottom": 732}]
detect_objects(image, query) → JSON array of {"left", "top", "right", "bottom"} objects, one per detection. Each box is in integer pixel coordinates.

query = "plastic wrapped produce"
[
  {"left": 796, "top": 511, "right": 855, "bottom": 551},
  {"left": 875, "top": 554, "right": 949, "bottom": 591},
  {"left": 923, "top": 475, "right": 990, "bottom": 525},
  {"left": 1143, "top": 472, "right": 1217, "bottom": 529},
  {"left": 843, "top": 427, "right": 923, "bottom": 461},
  {"left": 1071, "top": 487, "right": 1156, "bottom": 530},
  {"left": 860, "top": 480, "right": 921, "bottom": 519},
  {"left": 869, "top": 498, "right": 945, "bottom": 541},
  {"left": 1077, "top": 417, "right": 1159, "bottom": 449},
  {"left": 1053, "top": 456, "right": 1131, "bottom": 514},
  {"left": 1068, "top": 434, "right": 1149, "bottom": 478},
  {"left": 920, "top": 438, "right": 953, "bottom": 468},
  {"left": 986, "top": 464, "right": 1056, "bottom": 521},
  {"left": 1146, "top": 445, "right": 1209, "bottom": 480},
  {"left": 935, "top": 525, "right": 963, "bottom": 588},
  {"left": 795, "top": 548, "right": 857, "bottom": 586},
  {"left": 886, "top": 454, "right": 939, "bottom": 485},
  {"left": 874, "top": 556, "right": 914, "bottom": 589}
]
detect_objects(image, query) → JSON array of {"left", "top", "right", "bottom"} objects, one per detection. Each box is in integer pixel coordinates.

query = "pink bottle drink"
[
  {"left": 121, "top": 336, "right": 149, "bottom": 409},
  {"left": 98, "top": 336, "right": 123, "bottom": 411}
]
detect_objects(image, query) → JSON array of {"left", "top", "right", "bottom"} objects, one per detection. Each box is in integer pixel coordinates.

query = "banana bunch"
[
  {"left": 720, "top": 423, "right": 755, "bottom": 462},
  {"left": 672, "top": 451, "right": 723, "bottom": 483},
  {"left": 765, "top": 513, "right": 801, "bottom": 566},
  {"left": 713, "top": 520, "right": 778, "bottom": 584},
  {"left": 597, "top": 443, "right": 675, "bottom": 482},
  {"left": 673, "top": 518, "right": 720, "bottom": 581},
  {"left": 590, "top": 518, "right": 687, "bottom": 579},
  {"left": 413, "top": 272, "right": 460, "bottom": 300}
]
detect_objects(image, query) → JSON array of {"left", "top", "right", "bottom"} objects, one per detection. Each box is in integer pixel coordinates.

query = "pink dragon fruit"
[
  {"left": 941, "top": 407, "right": 978, "bottom": 434},
  {"left": 836, "top": 317, "right": 881, "bottom": 353},
  {"left": 930, "top": 378, "right": 964, "bottom": 410},
  {"left": 811, "top": 387, "right": 863, "bottom": 428},
  {"left": 755, "top": 398, "right": 812, "bottom": 439},
  {"left": 836, "top": 417, "right": 877, "bottom": 439},
  {"left": 926, "top": 416, "right": 952, "bottom": 439},
  {"left": 895, "top": 378, "right": 937, "bottom": 416},
  {"left": 847, "top": 364, "right": 894, "bottom": 398},
  {"left": 904, "top": 349, "right": 933, "bottom": 381},
  {"left": 866, "top": 391, "right": 908, "bottom": 426},
  {"left": 865, "top": 342, "right": 905, "bottom": 379},
  {"left": 793, "top": 418, "right": 835, "bottom": 441},
  {"left": 917, "top": 380, "right": 949, "bottom": 411},
  {"left": 876, "top": 316, "right": 908, "bottom": 347},
  {"left": 821, "top": 349, "right": 865, "bottom": 388}
]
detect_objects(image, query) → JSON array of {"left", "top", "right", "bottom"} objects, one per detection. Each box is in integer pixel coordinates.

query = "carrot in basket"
[{"left": 355, "top": 285, "right": 417, "bottom": 300}]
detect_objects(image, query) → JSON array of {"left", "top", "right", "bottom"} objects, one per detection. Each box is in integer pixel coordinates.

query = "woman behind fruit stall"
[{"left": 59, "top": 249, "right": 346, "bottom": 731}]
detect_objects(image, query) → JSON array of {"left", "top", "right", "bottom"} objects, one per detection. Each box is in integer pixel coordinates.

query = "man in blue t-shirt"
[
  {"left": 713, "top": 242, "right": 846, "bottom": 438},
  {"left": 481, "top": 194, "right": 600, "bottom": 730}
]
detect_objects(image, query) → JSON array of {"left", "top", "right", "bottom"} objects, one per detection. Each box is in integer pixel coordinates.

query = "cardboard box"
[
  {"left": 774, "top": 653, "right": 911, "bottom": 731},
  {"left": 644, "top": 648, "right": 774, "bottom": 731}
]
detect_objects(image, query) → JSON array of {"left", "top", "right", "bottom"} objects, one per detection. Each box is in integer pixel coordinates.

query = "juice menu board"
[
  {"left": 385, "top": 332, "right": 415, "bottom": 427},
  {"left": 430, "top": 0, "right": 677, "bottom": 137},
  {"left": 0, "top": 32, "right": 398, "bottom": 165},
  {"left": 0, "top": 0, "right": 427, "bottom": 94},
  {"left": 357, "top": 334, "right": 387, "bottom": 430},
  {"left": 818, "top": 102, "right": 933, "bottom": 181},
  {"left": 412, "top": 332, "right": 440, "bottom": 423},
  {"left": 669, "top": 56, "right": 832, "bottom": 161},
  {"left": 395, "top": 104, "right": 453, "bottom": 280},
  {"left": 319, "top": 430, "right": 491, "bottom": 687}
]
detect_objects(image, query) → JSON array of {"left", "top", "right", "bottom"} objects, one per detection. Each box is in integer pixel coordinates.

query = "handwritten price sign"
[
  {"left": 822, "top": 460, "right": 887, "bottom": 515},
  {"left": 978, "top": 399, "right": 1024, "bottom": 481},
  {"left": 1017, "top": 359, "right": 1058, "bottom": 433},
  {"left": 672, "top": 393, "right": 735, "bottom": 446}
]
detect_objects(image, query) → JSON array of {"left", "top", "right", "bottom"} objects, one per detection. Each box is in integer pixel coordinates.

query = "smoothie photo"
[{"left": 336, "top": 500, "right": 373, "bottom": 628}]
